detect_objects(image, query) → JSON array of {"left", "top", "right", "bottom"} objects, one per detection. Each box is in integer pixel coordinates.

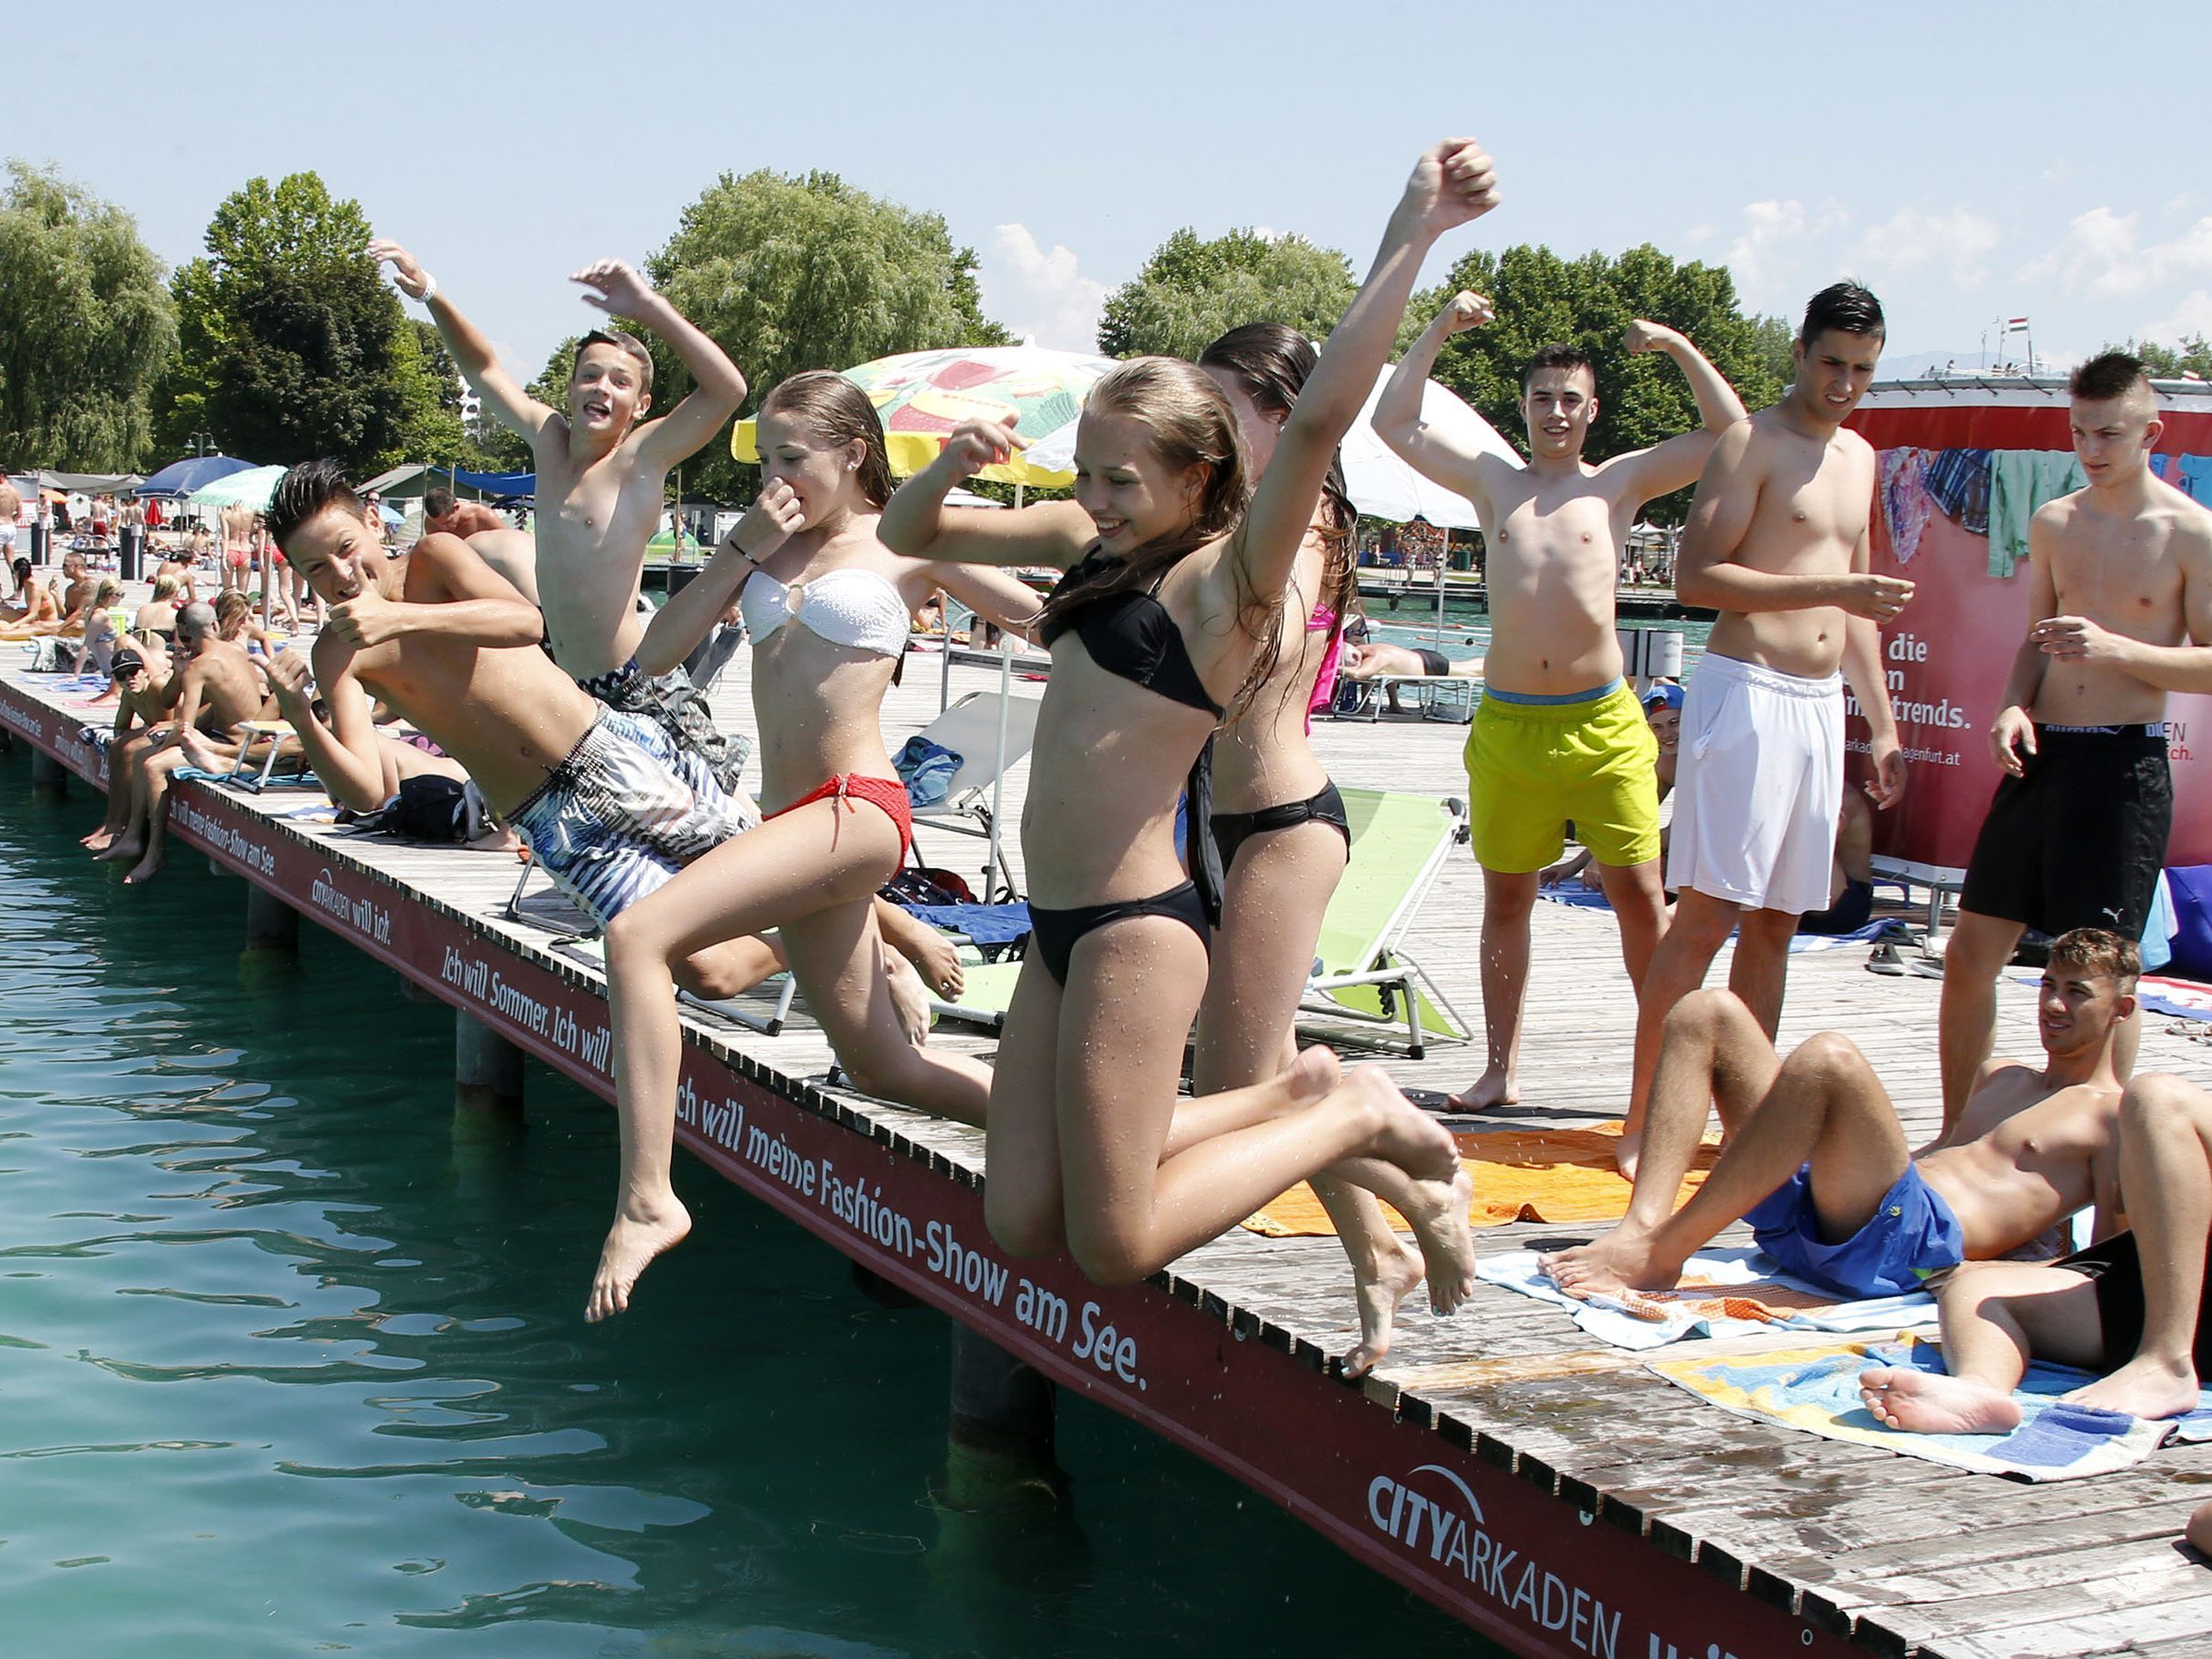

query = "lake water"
[{"left": 0, "top": 758, "right": 1496, "bottom": 1658}]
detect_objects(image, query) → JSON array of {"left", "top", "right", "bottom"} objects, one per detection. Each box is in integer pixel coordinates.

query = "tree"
[
  {"left": 0, "top": 163, "right": 177, "bottom": 470},
  {"left": 1418, "top": 243, "right": 1785, "bottom": 523},
  {"left": 643, "top": 169, "right": 1009, "bottom": 499},
  {"left": 2109, "top": 335, "right": 2212, "bottom": 380},
  {"left": 153, "top": 172, "right": 447, "bottom": 473},
  {"left": 1097, "top": 229, "right": 1356, "bottom": 361}
]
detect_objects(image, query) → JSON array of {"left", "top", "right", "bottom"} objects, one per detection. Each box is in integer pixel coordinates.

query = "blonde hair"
[{"left": 151, "top": 574, "right": 181, "bottom": 601}]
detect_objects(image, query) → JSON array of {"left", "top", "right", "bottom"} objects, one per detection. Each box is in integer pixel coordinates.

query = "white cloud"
[
  {"left": 1853, "top": 207, "right": 2000, "bottom": 288},
  {"left": 1681, "top": 222, "right": 1714, "bottom": 247},
  {"left": 2140, "top": 290, "right": 2212, "bottom": 346},
  {"left": 1722, "top": 198, "right": 1851, "bottom": 306},
  {"left": 977, "top": 224, "right": 1108, "bottom": 354},
  {"left": 2027, "top": 207, "right": 2212, "bottom": 297}
]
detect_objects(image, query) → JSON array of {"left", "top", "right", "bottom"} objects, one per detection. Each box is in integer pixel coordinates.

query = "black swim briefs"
[
  {"left": 1415, "top": 647, "right": 1449, "bottom": 677},
  {"left": 2060, "top": 1229, "right": 2212, "bottom": 1382},
  {"left": 1960, "top": 724, "right": 2172, "bottom": 935}
]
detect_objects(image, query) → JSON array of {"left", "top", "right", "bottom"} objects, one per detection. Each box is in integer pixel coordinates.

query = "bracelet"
[{"left": 417, "top": 273, "right": 437, "bottom": 304}]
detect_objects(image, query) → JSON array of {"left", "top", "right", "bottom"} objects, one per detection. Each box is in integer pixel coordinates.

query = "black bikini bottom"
[
  {"left": 1210, "top": 780, "right": 1351, "bottom": 876},
  {"left": 1029, "top": 882, "right": 1212, "bottom": 985}
]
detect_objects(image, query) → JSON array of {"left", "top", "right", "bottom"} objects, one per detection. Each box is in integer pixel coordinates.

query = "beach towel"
[
  {"left": 1476, "top": 1244, "right": 1936, "bottom": 1350},
  {"left": 893, "top": 735, "right": 963, "bottom": 808},
  {"left": 1647, "top": 1335, "right": 2212, "bottom": 1481},
  {"left": 897, "top": 901, "right": 1031, "bottom": 948},
  {"left": 1536, "top": 877, "right": 1900, "bottom": 951},
  {"left": 1242, "top": 1122, "right": 1715, "bottom": 1238}
]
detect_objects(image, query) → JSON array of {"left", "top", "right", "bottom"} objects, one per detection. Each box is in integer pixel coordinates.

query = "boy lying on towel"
[{"left": 1542, "top": 928, "right": 2135, "bottom": 1301}]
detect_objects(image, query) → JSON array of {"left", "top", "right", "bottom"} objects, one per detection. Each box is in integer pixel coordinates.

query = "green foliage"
[
  {"left": 0, "top": 162, "right": 177, "bottom": 470},
  {"left": 643, "top": 169, "right": 1010, "bottom": 499},
  {"left": 1096, "top": 229, "right": 1355, "bottom": 360},
  {"left": 1420, "top": 244, "right": 1785, "bottom": 523},
  {"left": 151, "top": 173, "right": 446, "bottom": 474},
  {"left": 2109, "top": 334, "right": 2212, "bottom": 380}
]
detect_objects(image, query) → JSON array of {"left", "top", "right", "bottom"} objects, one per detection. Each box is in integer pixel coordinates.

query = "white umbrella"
[{"left": 185, "top": 464, "right": 288, "bottom": 512}]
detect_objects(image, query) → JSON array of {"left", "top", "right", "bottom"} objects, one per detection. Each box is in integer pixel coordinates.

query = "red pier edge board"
[{"left": 0, "top": 676, "right": 1862, "bottom": 1659}]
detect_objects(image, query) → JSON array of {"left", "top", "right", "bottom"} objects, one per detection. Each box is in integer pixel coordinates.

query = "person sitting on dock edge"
[
  {"left": 1541, "top": 927, "right": 2135, "bottom": 1302},
  {"left": 1375, "top": 295, "right": 1748, "bottom": 1115}
]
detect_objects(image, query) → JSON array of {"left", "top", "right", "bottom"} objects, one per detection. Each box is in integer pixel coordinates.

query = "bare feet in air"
[
  {"left": 1343, "top": 1239, "right": 1426, "bottom": 1379},
  {"left": 1446, "top": 1066, "right": 1516, "bottom": 1112},
  {"left": 883, "top": 949, "right": 930, "bottom": 1046},
  {"left": 1856, "top": 1366, "right": 2022, "bottom": 1435},
  {"left": 1539, "top": 1221, "right": 1686, "bottom": 1299},
  {"left": 124, "top": 844, "right": 166, "bottom": 885},
  {"left": 81, "top": 826, "right": 116, "bottom": 851},
  {"left": 93, "top": 834, "right": 143, "bottom": 864},
  {"left": 587, "top": 1192, "right": 693, "bottom": 1323},
  {"left": 1344, "top": 1066, "right": 1475, "bottom": 1315},
  {"left": 2067, "top": 1354, "right": 2202, "bottom": 1421}
]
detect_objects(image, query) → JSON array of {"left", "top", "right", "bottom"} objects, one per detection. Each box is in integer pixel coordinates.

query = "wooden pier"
[{"left": 8, "top": 638, "right": 2209, "bottom": 1659}]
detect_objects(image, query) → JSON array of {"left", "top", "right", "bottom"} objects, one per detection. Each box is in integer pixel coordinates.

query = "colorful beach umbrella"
[
  {"left": 136, "top": 455, "right": 256, "bottom": 499},
  {"left": 185, "top": 464, "right": 290, "bottom": 512},
  {"left": 732, "top": 344, "right": 1117, "bottom": 487}
]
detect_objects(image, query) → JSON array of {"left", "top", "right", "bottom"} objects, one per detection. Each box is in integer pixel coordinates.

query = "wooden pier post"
[
  {"left": 244, "top": 886, "right": 299, "bottom": 952},
  {"left": 455, "top": 1009, "right": 525, "bottom": 1118},
  {"left": 945, "top": 1323, "right": 1059, "bottom": 1480},
  {"left": 28, "top": 749, "right": 65, "bottom": 792}
]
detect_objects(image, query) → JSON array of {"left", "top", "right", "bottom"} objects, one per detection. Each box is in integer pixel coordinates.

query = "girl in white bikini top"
[{"left": 738, "top": 565, "right": 908, "bottom": 659}]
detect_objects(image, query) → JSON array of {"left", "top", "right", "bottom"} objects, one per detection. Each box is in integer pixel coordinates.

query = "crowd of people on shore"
[{"left": 11, "top": 136, "right": 2212, "bottom": 1543}]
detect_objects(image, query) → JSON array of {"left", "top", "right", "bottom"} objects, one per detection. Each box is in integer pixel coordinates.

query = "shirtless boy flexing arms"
[
  {"left": 1625, "top": 281, "right": 1910, "bottom": 1169},
  {"left": 369, "top": 239, "right": 757, "bottom": 790},
  {"left": 1544, "top": 928, "right": 2133, "bottom": 1302},
  {"left": 1939, "top": 353, "right": 2212, "bottom": 1127},
  {"left": 1378, "top": 296, "right": 1747, "bottom": 1110}
]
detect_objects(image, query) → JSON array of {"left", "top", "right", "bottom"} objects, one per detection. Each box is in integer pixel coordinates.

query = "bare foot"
[
  {"left": 1284, "top": 1044, "right": 1341, "bottom": 1104},
  {"left": 586, "top": 1194, "right": 693, "bottom": 1323},
  {"left": 1446, "top": 1066, "right": 1516, "bottom": 1111},
  {"left": 1349, "top": 1066, "right": 1461, "bottom": 1182},
  {"left": 897, "top": 927, "right": 965, "bottom": 1001},
  {"left": 81, "top": 827, "right": 116, "bottom": 851},
  {"left": 2067, "top": 1354, "right": 2202, "bottom": 1421},
  {"left": 177, "top": 728, "right": 221, "bottom": 772},
  {"left": 1856, "top": 1365, "right": 2022, "bottom": 1434},
  {"left": 1342, "top": 1240, "right": 1425, "bottom": 1379},
  {"left": 1396, "top": 1165, "right": 1477, "bottom": 1316},
  {"left": 1539, "top": 1222, "right": 1687, "bottom": 1298},
  {"left": 883, "top": 949, "right": 930, "bottom": 1046},
  {"left": 123, "top": 845, "right": 166, "bottom": 885},
  {"left": 93, "top": 834, "right": 143, "bottom": 864}
]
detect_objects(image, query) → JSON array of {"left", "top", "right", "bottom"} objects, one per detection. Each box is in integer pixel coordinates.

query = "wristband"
[{"left": 417, "top": 273, "right": 437, "bottom": 304}]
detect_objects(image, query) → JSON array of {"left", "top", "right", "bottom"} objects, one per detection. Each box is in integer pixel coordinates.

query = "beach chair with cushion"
[
  {"left": 1297, "top": 788, "right": 1473, "bottom": 1058},
  {"left": 902, "top": 690, "right": 1043, "bottom": 904}
]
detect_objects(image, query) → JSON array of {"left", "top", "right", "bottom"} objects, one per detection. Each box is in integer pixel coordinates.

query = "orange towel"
[{"left": 1240, "top": 1121, "right": 1718, "bottom": 1237}]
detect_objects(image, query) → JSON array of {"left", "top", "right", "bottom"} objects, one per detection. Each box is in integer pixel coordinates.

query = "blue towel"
[
  {"left": 894, "top": 736, "right": 963, "bottom": 807},
  {"left": 899, "top": 902, "right": 1032, "bottom": 947}
]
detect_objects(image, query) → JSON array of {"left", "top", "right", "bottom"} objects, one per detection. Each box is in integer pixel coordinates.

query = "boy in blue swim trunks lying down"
[{"left": 1542, "top": 928, "right": 2137, "bottom": 1300}]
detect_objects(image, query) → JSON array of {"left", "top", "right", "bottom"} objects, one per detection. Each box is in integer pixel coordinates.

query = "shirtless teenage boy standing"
[
  {"left": 1378, "top": 296, "right": 1746, "bottom": 1110},
  {"left": 1938, "top": 353, "right": 2212, "bottom": 1128},
  {"left": 369, "top": 239, "right": 757, "bottom": 790},
  {"left": 1623, "top": 281, "right": 1910, "bottom": 1170}
]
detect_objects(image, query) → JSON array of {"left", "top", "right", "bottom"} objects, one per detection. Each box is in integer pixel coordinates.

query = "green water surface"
[{"left": 0, "top": 756, "right": 1498, "bottom": 1658}]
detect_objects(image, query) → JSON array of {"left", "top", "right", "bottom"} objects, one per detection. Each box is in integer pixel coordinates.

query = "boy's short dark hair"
[
  {"left": 2068, "top": 350, "right": 2152, "bottom": 404},
  {"left": 2048, "top": 927, "right": 2141, "bottom": 989},
  {"left": 1799, "top": 281, "right": 1886, "bottom": 346},
  {"left": 576, "top": 329, "right": 655, "bottom": 392},
  {"left": 423, "top": 486, "right": 457, "bottom": 521},
  {"left": 1523, "top": 343, "right": 1597, "bottom": 392},
  {"left": 266, "top": 458, "right": 363, "bottom": 554}
]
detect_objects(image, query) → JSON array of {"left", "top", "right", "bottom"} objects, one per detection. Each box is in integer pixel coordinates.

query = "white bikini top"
[{"left": 740, "top": 566, "right": 908, "bottom": 659}]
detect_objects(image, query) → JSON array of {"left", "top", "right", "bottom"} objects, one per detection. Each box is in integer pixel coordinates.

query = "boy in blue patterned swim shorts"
[{"left": 1541, "top": 928, "right": 2138, "bottom": 1301}]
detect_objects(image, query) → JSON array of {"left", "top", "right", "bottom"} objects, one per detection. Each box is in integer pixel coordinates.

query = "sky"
[{"left": 16, "top": 1, "right": 2211, "bottom": 384}]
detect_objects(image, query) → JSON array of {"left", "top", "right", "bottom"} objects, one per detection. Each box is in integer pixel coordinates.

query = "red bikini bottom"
[{"left": 768, "top": 773, "right": 914, "bottom": 861}]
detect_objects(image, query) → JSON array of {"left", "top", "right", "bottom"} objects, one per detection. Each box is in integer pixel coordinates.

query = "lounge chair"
[
  {"left": 1331, "top": 674, "right": 1480, "bottom": 723},
  {"left": 902, "top": 689, "right": 1043, "bottom": 903}
]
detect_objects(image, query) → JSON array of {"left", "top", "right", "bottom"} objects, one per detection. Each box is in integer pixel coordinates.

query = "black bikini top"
[{"left": 1040, "top": 550, "right": 1224, "bottom": 718}]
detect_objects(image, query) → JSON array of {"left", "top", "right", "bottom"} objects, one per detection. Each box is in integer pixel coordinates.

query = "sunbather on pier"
[
  {"left": 372, "top": 239, "right": 753, "bottom": 794},
  {"left": 1542, "top": 928, "right": 2135, "bottom": 1302},
  {"left": 1626, "top": 284, "right": 1909, "bottom": 1174},
  {"left": 81, "top": 640, "right": 177, "bottom": 851},
  {"left": 1187, "top": 322, "right": 1422, "bottom": 1378},
  {"left": 880, "top": 140, "right": 1496, "bottom": 1335},
  {"left": 586, "top": 371, "right": 1042, "bottom": 1321},
  {"left": 95, "top": 601, "right": 273, "bottom": 884},
  {"left": 1376, "top": 297, "right": 1747, "bottom": 1117},
  {"left": 1861, "top": 1070, "right": 2212, "bottom": 1434}
]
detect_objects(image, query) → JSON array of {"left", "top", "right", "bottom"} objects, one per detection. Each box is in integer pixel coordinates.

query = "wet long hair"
[
  {"left": 757, "top": 371, "right": 895, "bottom": 510},
  {"left": 1033, "top": 356, "right": 1287, "bottom": 716},
  {"left": 1196, "top": 322, "right": 1359, "bottom": 630}
]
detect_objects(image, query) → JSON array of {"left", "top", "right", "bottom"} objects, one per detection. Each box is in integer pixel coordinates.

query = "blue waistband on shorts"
[{"left": 1481, "top": 676, "right": 1625, "bottom": 708}]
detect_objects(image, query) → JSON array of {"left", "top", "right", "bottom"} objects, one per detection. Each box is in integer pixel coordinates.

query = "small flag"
[{"left": 2006, "top": 316, "right": 2030, "bottom": 332}]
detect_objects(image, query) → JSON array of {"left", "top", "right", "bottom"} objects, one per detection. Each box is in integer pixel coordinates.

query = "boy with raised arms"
[
  {"left": 1377, "top": 298, "right": 1747, "bottom": 1112},
  {"left": 369, "top": 239, "right": 764, "bottom": 791},
  {"left": 1939, "top": 353, "right": 2212, "bottom": 1129},
  {"left": 1624, "top": 281, "right": 1910, "bottom": 1171}
]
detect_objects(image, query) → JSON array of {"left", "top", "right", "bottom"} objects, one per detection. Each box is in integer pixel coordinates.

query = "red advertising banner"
[{"left": 1843, "top": 382, "right": 2212, "bottom": 881}]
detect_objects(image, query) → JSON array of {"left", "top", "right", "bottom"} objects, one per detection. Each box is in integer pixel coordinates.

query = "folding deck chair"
[
  {"left": 225, "top": 720, "right": 318, "bottom": 792},
  {"left": 1332, "top": 675, "right": 1479, "bottom": 723},
  {"left": 1296, "top": 788, "right": 1473, "bottom": 1059},
  {"left": 903, "top": 689, "right": 1043, "bottom": 904}
]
